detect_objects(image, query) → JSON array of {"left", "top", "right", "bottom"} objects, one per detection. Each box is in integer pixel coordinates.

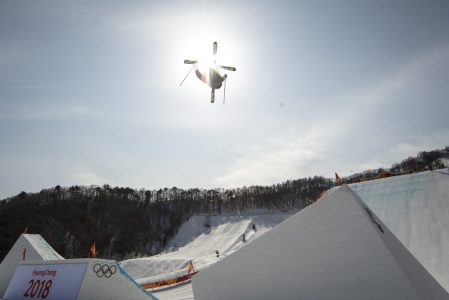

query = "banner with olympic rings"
[{"left": 4, "top": 262, "right": 88, "bottom": 300}]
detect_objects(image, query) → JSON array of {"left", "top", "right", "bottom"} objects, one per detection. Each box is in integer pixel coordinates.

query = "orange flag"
[
  {"left": 90, "top": 242, "right": 96, "bottom": 258},
  {"left": 335, "top": 172, "right": 343, "bottom": 186},
  {"left": 187, "top": 260, "right": 195, "bottom": 274},
  {"left": 316, "top": 190, "right": 326, "bottom": 202}
]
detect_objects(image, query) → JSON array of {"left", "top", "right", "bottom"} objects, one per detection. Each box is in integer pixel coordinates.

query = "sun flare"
[{"left": 197, "top": 55, "right": 216, "bottom": 73}]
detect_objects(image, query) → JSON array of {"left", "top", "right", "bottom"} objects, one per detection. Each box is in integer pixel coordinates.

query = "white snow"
[
  {"left": 150, "top": 281, "right": 194, "bottom": 300},
  {"left": 3, "top": 169, "right": 449, "bottom": 299},
  {"left": 120, "top": 212, "right": 291, "bottom": 285},
  {"left": 24, "top": 234, "right": 65, "bottom": 261},
  {"left": 349, "top": 169, "right": 449, "bottom": 291},
  {"left": 120, "top": 169, "right": 449, "bottom": 299},
  {"left": 192, "top": 185, "right": 448, "bottom": 300}
]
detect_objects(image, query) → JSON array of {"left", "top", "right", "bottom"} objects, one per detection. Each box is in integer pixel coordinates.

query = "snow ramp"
[
  {"left": 0, "top": 234, "right": 63, "bottom": 296},
  {"left": 350, "top": 169, "right": 449, "bottom": 291},
  {"left": 192, "top": 185, "right": 449, "bottom": 300},
  {"left": 3, "top": 258, "right": 158, "bottom": 300}
]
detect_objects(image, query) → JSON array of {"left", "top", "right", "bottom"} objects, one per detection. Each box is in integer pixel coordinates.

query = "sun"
[
  {"left": 197, "top": 54, "right": 217, "bottom": 73},
  {"left": 172, "top": 13, "right": 241, "bottom": 94}
]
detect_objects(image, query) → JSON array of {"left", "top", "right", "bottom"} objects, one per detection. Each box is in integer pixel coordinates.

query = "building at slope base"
[{"left": 192, "top": 185, "right": 449, "bottom": 300}]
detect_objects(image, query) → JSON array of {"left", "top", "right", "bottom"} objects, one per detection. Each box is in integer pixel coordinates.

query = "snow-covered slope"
[
  {"left": 120, "top": 213, "right": 291, "bottom": 284},
  {"left": 123, "top": 169, "right": 449, "bottom": 299},
  {"left": 349, "top": 169, "right": 449, "bottom": 291},
  {"left": 192, "top": 185, "right": 448, "bottom": 300}
]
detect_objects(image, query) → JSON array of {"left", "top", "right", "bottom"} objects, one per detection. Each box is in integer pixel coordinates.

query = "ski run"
[{"left": 1, "top": 169, "right": 449, "bottom": 299}]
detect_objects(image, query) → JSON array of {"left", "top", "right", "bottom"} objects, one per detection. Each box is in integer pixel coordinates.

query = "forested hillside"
[
  {"left": 1, "top": 146, "right": 448, "bottom": 261},
  {"left": 0, "top": 177, "right": 332, "bottom": 261},
  {"left": 343, "top": 147, "right": 449, "bottom": 184}
]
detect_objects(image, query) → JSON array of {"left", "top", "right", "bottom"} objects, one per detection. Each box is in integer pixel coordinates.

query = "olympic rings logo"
[{"left": 93, "top": 263, "right": 117, "bottom": 278}]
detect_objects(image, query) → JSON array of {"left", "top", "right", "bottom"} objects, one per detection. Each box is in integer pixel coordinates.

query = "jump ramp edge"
[
  {"left": 2, "top": 258, "right": 158, "bottom": 300},
  {"left": 192, "top": 185, "right": 449, "bottom": 300}
]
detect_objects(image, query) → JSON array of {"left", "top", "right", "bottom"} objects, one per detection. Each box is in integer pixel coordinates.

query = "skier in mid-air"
[{"left": 181, "top": 41, "right": 236, "bottom": 103}]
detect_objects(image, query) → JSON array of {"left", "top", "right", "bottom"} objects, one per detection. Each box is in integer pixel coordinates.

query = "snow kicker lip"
[{"left": 192, "top": 185, "right": 449, "bottom": 300}]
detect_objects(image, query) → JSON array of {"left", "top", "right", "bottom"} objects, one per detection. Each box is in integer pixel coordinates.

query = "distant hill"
[
  {"left": 343, "top": 147, "right": 449, "bottom": 184},
  {"left": 0, "top": 177, "right": 331, "bottom": 261},
  {"left": 0, "top": 146, "right": 448, "bottom": 261}
]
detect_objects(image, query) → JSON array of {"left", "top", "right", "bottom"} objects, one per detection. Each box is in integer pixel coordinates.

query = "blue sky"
[{"left": 1, "top": 0, "right": 449, "bottom": 199}]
